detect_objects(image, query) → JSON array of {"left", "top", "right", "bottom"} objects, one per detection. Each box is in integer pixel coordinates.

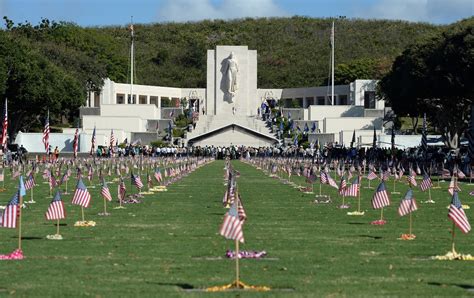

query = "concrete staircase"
[{"left": 185, "top": 114, "right": 277, "bottom": 142}]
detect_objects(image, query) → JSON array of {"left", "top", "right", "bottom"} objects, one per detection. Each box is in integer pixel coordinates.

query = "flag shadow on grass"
[
  {"left": 358, "top": 235, "right": 383, "bottom": 240},
  {"left": 428, "top": 282, "right": 474, "bottom": 292},
  {"left": 14, "top": 236, "right": 43, "bottom": 240},
  {"left": 147, "top": 282, "right": 194, "bottom": 289}
]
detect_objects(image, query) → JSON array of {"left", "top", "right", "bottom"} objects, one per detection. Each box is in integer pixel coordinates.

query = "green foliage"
[
  {"left": 150, "top": 140, "right": 166, "bottom": 147},
  {"left": 172, "top": 128, "right": 184, "bottom": 138},
  {"left": 174, "top": 114, "right": 192, "bottom": 128},
  {"left": 160, "top": 97, "right": 171, "bottom": 107},
  {"left": 379, "top": 17, "right": 474, "bottom": 148},
  {"left": 0, "top": 16, "right": 447, "bottom": 137}
]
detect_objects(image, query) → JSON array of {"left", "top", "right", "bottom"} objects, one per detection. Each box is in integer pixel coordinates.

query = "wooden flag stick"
[
  {"left": 393, "top": 177, "right": 396, "bottom": 193},
  {"left": 103, "top": 197, "right": 107, "bottom": 214},
  {"left": 235, "top": 238, "right": 240, "bottom": 287},
  {"left": 357, "top": 188, "right": 361, "bottom": 212},
  {"left": 428, "top": 187, "right": 432, "bottom": 201},
  {"left": 409, "top": 211, "right": 413, "bottom": 235},
  {"left": 319, "top": 182, "right": 322, "bottom": 196},
  {"left": 56, "top": 218, "right": 60, "bottom": 235},
  {"left": 18, "top": 193, "right": 23, "bottom": 250},
  {"left": 380, "top": 207, "right": 384, "bottom": 221},
  {"left": 451, "top": 222, "right": 456, "bottom": 254},
  {"left": 30, "top": 187, "right": 34, "bottom": 202},
  {"left": 81, "top": 206, "right": 85, "bottom": 222}
]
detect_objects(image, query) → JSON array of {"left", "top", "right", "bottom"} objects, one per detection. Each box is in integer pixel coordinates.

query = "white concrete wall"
[
  {"left": 339, "top": 130, "right": 382, "bottom": 147},
  {"left": 15, "top": 132, "right": 76, "bottom": 153},
  {"left": 308, "top": 106, "right": 364, "bottom": 121},
  {"left": 100, "top": 104, "right": 158, "bottom": 119},
  {"left": 323, "top": 117, "right": 381, "bottom": 134},
  {"left": 83, "top": 116, "right": 145, "bottom": 133}
]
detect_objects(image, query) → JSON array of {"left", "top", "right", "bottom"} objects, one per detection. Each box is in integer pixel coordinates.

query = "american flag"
[
  {"left": 372, "top": 182, "right": 390, "bottom": 209},
  {"left": 407, "top": 173, "right": 417, "bottom": 187},
  {"left": 154, "top": 168, "right": 162, "bottom": 182},
  {"left": 320, "top": 171, "right": 328, "bottom": 184},
  {"left": 398, "top": 189, "right": 418, "bottom": 216},
  {"left": 421, "top": 113, "right": 428, "bottom": 152},
  {"left": 24, "top": 174, "right": 36, "bottom": 190},
  {"left": 345, "top": 176, "right": 360, "bottom": 197},
  {"left": 420, "top": 173, "right": 433, "bottom": 191},
  {"left": 71, "top": 178, "right": 91, "bottom": 208},
  {"left": 399, "top": 167, "right": 404, "bottom": 180},
  {"left": 147, "top": 173, "right": 152, "bottom": 188},
  {"left": 45, "top": 190, "right": 66, "bottom": 220},
  {"left": 456, "top": 168, "right": 466, "bottom": 179},
  {"left": 1, "top": 99, "right": 7, "bottom": 149},
  {"left": 90, "top": 126, "right": 96, "bottom": 156},
  {"left": 73, "top": 128, "right": 79, "bottom": 158},
  {"left": 110, "top": 129, "right": 115, "bottom": 153},
  {"left": 100, "top": 178, "right": 112, "bottom": 202},
  {"left": 0, "top": 191, "right": 19, "bottom": 228},
  {"left": 219, "top": 197, "right": 245, "bottom": 243},
  {"left": 442, "top": 168, "right": 451, "bottom": 178},
  {"left": 42, "top": 111, "right": 50, "bottom": 154},
  {"left": 448, "top": 191, "right": 471, "bottom": 234},
  {"left": 327, "top": 174, "right": 339, "bottom": 189},
  {"left": 448, "top": 176, "right": 461, "bottom": 195},
  {"left": 131, "top": 173, "right": 143, "bottom": 189},
  {"left": 48, "top": 174, "right": 57, "bottom": 190},
  {"left": 338, "top": 176, "right": 347, "bottom": 195},
  {"left": 367, "top": 170, "right": 377, "bottom": 181},
  {"left": 118, "top": 177, "right": 126, "bottom": 201}
]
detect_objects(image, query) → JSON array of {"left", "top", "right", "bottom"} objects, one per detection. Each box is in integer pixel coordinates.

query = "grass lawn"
[{"left": 0, "top": 160, "right": 473, "bottom": 296}]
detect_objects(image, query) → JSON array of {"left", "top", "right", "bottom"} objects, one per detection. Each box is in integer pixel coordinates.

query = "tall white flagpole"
[{"left": 331, "top": 21, "right": 335, "bottom": 106}]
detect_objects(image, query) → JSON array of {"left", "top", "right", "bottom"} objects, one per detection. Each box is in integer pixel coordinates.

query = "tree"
[{"left": 379, "top": 18, "right": 473, "bottom": 148}]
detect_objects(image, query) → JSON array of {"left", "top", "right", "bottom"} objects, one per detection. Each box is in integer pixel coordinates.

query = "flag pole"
[
  {"left": 235, "top": 238, "right": 240, "bottom": 288},
  {"left": 380, "top": 207, "right": 384, "bottom": 221},
  {"left": 56, "top": 218, "right": 60, "bottom": 235},
  {"left": 451, "top": 222, "right": 456, "bottom": 254},
  {"left": 409, "top": 211, "right": 413, "bottom": 236},
  {"left": 81, "top": 206, "right": 85, "bottom": 222},
  {"left": 357, "top": 185, "right": 361, "bottom": 212},
  {"left": 18, "top": 191, "right": 23, "bottom": 250}
]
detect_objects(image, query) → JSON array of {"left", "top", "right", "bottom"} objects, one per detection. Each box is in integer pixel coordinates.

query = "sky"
[{"left": 0, "top": 0, "right": 472, "bottom": 27}]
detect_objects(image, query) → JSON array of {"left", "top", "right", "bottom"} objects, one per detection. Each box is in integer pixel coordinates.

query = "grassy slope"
[{"left": 0, "top": 160, "right": 472, "bottom": 296}]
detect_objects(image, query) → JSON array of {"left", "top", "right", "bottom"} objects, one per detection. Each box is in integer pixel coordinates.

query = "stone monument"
[{"left": 206, "top": 45, "right": 258, "bottom": 116}]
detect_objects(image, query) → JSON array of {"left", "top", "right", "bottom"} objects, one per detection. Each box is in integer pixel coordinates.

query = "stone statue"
[{"left": 221, "top": 52, "right": 239, "bottom": 101}]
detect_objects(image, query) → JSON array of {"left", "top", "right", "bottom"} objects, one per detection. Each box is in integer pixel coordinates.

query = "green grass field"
[{"left": 0, "top": 160, "right": 473, "bottom": 297}]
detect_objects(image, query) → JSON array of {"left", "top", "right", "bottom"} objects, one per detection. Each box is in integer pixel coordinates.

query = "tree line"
[{"left": 1, "top": 15, "right": 468, "bottom": 146}]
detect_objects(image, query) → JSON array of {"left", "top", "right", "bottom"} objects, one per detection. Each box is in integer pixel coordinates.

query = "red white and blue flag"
[
  {"left": 45, "top": 190, "right": 66, "bottom": 220},
  {"left": 0, "top": 99, "right": 7, "bottom": 149},
  {"left": 448, "top": 191, "right": 471, "bottom": 234},
  {"left": 101, "top": 178, "right": 112, "bottom": 202},
  {"left": 131, "top": 173, "right": 143, "bottom": 189},
  {"left": 345, "top": 176, "right": 360, "bottom": 197},
  {"left": 42, "top": 111, "right": 50, "bottom": 154},
  {"left": 219, "top": 196, "right": 245, "bottom": 243},
  {"left": 420, "top": 173, "right": 433, "bottom": 192},
  {"left": 0, "top": 191, "right": 19, "bottom": 228},
  {"left": 72, "top": 178, "right": 91, "bottom": 208},
  {"left": 398, "top": 189, "right": 418, "bottom": 216},
  {"left": 372, "top": 182, "right": 390, "bottom": 209}
]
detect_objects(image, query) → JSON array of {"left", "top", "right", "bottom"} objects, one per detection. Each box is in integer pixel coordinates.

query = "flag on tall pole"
[
  {"left": 467, "top": 104, "right": 474, "bottom": 161},
  {"left": 391, "top": 128, "right": 395, "bottom": 152},
  {"left": 73, "top": 127, "right": 79, "bottom": 158},
  {"left": 109, "top": 129, "right": 115, "bottom": 153},
  {"left": 421, "top": 113, "right": 428, "bottom": 153},
  {"left": 372, "top": 126, "right": 377, "bottom": 148},
  {"left": 90, "top": 126, "right": 96, "bottom": 156},
  {"left": 1, "top": 98, "right": 7, "bottom": 149},
  {"left": 42, "top": 110, "right": 50, "bottom": 154}
]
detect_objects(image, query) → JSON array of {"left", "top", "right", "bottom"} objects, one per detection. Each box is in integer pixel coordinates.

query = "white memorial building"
[{"left": 16, "top": 45, "right": 386, "bottom": 152}]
